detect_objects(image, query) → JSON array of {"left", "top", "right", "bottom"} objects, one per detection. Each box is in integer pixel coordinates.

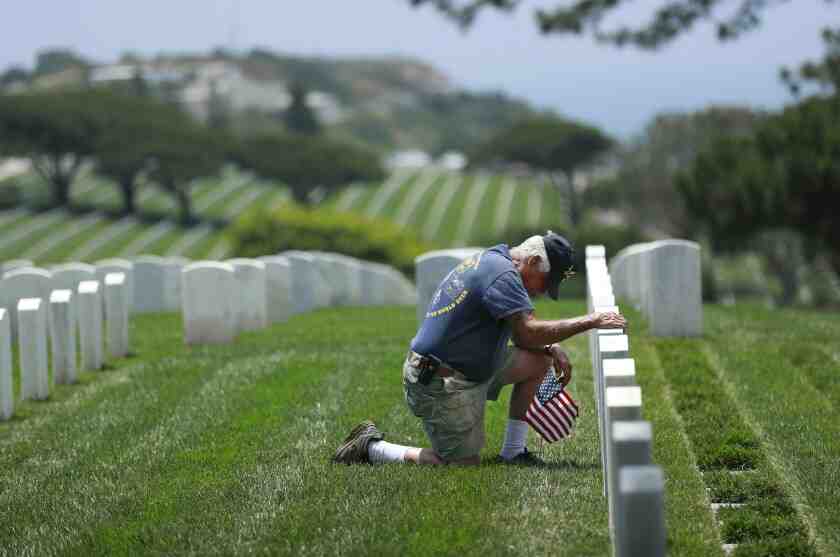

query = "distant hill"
[{"left": 1, "top": 48, "right": 537, "bottom": 155}]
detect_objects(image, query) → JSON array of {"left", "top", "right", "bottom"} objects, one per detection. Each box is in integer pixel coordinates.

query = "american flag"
[{"left": 525, "top": 367, "right": 579, "bottom": 443}]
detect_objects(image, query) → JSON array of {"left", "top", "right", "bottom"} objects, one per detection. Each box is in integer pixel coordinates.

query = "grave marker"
[
  {"left": 182, "top": 262, "right": 237, "bottom": 344},
  {"left": 616, "top": 466, "right": 666, "bottom": 557},
  {"left": 78, "top": 280, "right": 104, "bottom": 371},
  {"left": 257, "top": 255, "right": 292, "bottom": 323},
  {"left": 133, "top": 255, "right": 167, "bottom": 313},
  {"left": 104, "top": 273, "right": 129, "bottom": 358},
  {"left": 225, "top": 259, "right": 268, "bottom": 332},
  {"left": 95, "top": 259, "right": 133, "bottom": 314},
  {"left": 609, "top": 421, "right": 653, "bottom": 536},
  {"left": 17, "top": 298, "right": 49, "bottom": 400},
  {"left": 0, "top": 266, "right": 52, "bottom": 341},
  {"left": 49, "top": 289, "right": 77, "bottom": 385}
]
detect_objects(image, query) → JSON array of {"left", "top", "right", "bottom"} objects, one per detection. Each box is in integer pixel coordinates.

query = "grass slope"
[{"left": 1, "top": 301, "right": 612, "bottom": 556}]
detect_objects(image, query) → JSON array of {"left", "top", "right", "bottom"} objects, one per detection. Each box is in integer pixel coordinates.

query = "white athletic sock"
[
  {"left": 367, "top": 440, "right": 411, "bottom": 464},
  {"left": 499, "top": 419, "right": 529, "bottom": 460}
]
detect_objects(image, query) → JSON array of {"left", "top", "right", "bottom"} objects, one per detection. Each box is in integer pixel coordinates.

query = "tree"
[
  {"left": 146, "top": 123, "right": 226, "bottom": 225},
  {"left": 283, "top": 83, "right": 321, "bottom": 135},
  {"left": 0, "top": 90, "right": 104, "bottom": 206},
  {"left": 407, "top": 0, "right": 832, "bottom": 49},
  {"left": 471, "top": 115, "right": 613, "bottom": 225},
  {"left": 34, "top": 48, "right": 90, "bottom": 76},
  {"left": 599, "top": 106, "right": 763, "bottom": 236},
  {"left": 94, "top": 95, "right": 195, "bottom": 214},
  {"left": 236, "top": 133, "right": 385, "bottom": 205}
]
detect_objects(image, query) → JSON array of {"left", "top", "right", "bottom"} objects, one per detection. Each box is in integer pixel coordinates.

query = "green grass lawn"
[{"left": 0, "top": 301, "right": 615, "bottom": 555}]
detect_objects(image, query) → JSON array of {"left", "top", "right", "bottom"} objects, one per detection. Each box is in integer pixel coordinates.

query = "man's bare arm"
[{"left": 509, "top": 310, "right": 626, "bottom": 349}]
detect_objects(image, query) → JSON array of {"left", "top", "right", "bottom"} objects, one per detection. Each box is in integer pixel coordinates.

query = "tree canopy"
[
  {"left": 408, "top": 0, "right": 833, "bottom": 49},
  {"left": 471, "top": 115, "right": 613, "bottom": 224},
  {"left": 236, "top": 133, "right": 385, "bottom": 205}
]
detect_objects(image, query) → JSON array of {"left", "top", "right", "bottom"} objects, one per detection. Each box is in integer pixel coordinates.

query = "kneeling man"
[{"left": 334, "top": 232, "right": 626, "bottom": 465}]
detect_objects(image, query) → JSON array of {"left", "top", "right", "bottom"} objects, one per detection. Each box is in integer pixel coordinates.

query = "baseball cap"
[{"left": 542, "top": 231, "right": 575, "bottom": 300}]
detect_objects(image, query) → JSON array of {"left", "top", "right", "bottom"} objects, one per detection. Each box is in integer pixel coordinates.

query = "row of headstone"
[
  {"left": 0, "top": 260, "right": 135, "bottom": 334},
  {"left": 182, "top": 252, "right": 417, "bottom": 345},
  {"left": 609, "top": 240, "right": 702, "bottom": 337},
  {"left": 0, "top": 272, "right": 130, "bottom": 421},
  {"left": 585, "top": 245, "right": 666, "bottom": 557},
  {"left": 414, "top": 248, "right": 483, "bottom": 322}
]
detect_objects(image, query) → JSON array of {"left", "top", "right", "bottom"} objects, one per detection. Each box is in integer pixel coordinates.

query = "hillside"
[{"left": 1, "top": 48, "right": 537, "bottom": 154}]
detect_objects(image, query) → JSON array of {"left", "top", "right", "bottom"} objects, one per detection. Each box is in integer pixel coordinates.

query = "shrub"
[{"left": 227, "top": 205, "right": 433, "bottom": 277}]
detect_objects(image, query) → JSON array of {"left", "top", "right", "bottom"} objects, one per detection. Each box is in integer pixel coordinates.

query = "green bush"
[{"left": 227, "top": 205, "right": 433, "bottom": 277}]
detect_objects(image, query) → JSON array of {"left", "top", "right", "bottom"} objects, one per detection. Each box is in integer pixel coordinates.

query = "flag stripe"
[{"left": 525, "top": 379, "right": 579, "bottom": 443}]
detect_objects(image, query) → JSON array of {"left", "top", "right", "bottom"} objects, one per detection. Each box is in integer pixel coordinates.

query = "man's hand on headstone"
[{"left": 594, "top": 311, "right": 627, "bottom": 331}]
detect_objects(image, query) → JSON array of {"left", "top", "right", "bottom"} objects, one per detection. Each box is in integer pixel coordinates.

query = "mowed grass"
[{"left": 0, "top": 300, "right": 614, "bottom": 556}]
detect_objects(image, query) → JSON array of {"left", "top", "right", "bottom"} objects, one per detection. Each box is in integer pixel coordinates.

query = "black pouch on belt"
[{"left": 417, "top": 354, "right": 442, "bottom": 386}]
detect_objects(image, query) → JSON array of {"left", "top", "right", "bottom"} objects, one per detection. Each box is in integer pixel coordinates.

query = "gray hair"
[{"left": 510, "top": 235, "right": 550, "bottom": 272}]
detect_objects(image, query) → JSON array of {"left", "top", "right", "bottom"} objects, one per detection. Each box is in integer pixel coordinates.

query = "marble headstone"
[
  {"left": 181, "top": 262, "right": 237, "bottom": 344},
  {"left": 49, "top": 289, "right": 77, "bottom": 385},
  {"left": 225, "top": 258, "right": 268, "bottom": 332},
  {"left": 17, "top": 298, "right": 49, "bottom": 400},
  {"left": 77, "top": 280, "right": 104, "bottom": 371}
]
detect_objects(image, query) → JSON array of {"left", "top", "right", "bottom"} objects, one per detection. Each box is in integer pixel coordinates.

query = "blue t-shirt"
[{"left": 410, "top": 245, "right": 534, "bottom": 382}]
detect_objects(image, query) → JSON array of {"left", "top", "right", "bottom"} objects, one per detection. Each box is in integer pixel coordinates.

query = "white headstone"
[
  {"left": 414, "top": 248, "right": 483, "bottom": 322},
  {"left": 49, "top": 289, "right": 77, "bottom": 385},
  {"left": 225, "top": 259, "right": 268, "bottom": 332},
  {"left": 603, "top": 358, "right": 636, "bottom": 388},
  {"left": 95, "top": 259, "right": 134, "bottom": 314},
  {"left": 609, "top": 421, "right": 653, "bottom": 535},
  {"left": 0, "top": 309, "right": 12, "bottom": 420},
  {"left": 605, "top": 386, "right": 643, "bottom": 499},
  {"left": 181, "top": 262, "right": 237, "bottom": 344},
  {"left": 77, "top": 280, "right": 104, "bottom": 371},
  {"left": 360, "top": 263, "right": 384, "bottom": 306},
  {"left": 586, "top": 245, "right": 606, "bottom": 259},
  {"left": 51, "top": 262, "right": 97, "bottom": 293},
  {"left": 0, "top": 266, "right": 52, "bottom": 341},
  {"left": 282, "top": 251, "right": 332, "bottom": 313},
  {"left": 642, "top": 240, "right": 702, "bottom": 337},
  {"left": 163, "top": 257, "right": 187, "bottom": 312},
  {"left": 257, "top": 255, "right": 292, "bottom": 324},
  {"left": 133, "top": 255, "right": 167, "bottom": 313},
  {"left": 309, "top": 252, "right": 345, "bottom": 306},
  {"left": 104, "top": 273, "right": 129, "bottom": 358},
  {"left": 17, "top": 298, "right": 49, "bottom": 400},
  {"left": 596, "top": 332, "right": 630, "bottom": 491},
  {"left": 616, "top": 466, "right": 666, "bottom": 557}
]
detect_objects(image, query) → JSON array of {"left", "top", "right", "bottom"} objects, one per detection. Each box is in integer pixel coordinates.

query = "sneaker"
[
  {"left": 497, "top": 447, "right": 545, "bottom": 467},
  {"left": 332, "top": 420, "right": 385, "bottom": 464}
]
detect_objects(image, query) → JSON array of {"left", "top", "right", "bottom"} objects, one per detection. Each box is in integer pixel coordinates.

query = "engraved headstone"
[
  {"left": 49, "top": 289, "right": 77, "bottom": 385},
  {"left": 133, "top": 255, "right": 167, "bottom": 313},
  {"left": 616, "top": 466, "right": 666, "bottom": 557},
  {"left": 225, "top": 259, "right": 268, "bottom": 332},
  {"left": 257, "top": 255, "right": 292, "bottom": 323},
  {"left": 642, "top": 240, "right": 702, "bottom": 337},
  {"left": 181, "top": 262, "right": 237, "bottom": 344},
  {"left": 0, "top": 266, "right": 52, "bottom": 341},
  {"left": 17, "top": 298, "right": 49, "bottom": 400},
  {"left": 78, "top": 280, "right": 104, "bottom": 371},
  {"left": 104, "top": 273, "right": 129, "bottom": 358},
  {"left": 605, "top": 386, "right": 643, "bottom": 499},
  {"left": 609, "top": 421, "right": 652, "bottom": 535},
  {"left": 95, "top": 259, "right": 133, "bottom": 314}
]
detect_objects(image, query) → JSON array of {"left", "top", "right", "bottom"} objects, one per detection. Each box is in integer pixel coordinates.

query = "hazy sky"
[{"left": 2, "top": 1, "right": 835, "bottom": 138}]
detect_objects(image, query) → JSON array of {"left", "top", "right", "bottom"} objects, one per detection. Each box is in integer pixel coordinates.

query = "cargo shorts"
[{"left": 403, "top": 350, "right": 514, "bottom": 461}]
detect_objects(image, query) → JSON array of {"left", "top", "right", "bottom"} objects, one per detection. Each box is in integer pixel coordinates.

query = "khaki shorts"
[{"left": 403, "top": 350, "right": 514, "bottom": 461}]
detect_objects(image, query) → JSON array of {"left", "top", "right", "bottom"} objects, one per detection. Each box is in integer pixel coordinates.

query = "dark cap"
[{"left": 543, "top": 231, "right": 575, "bottom": 300}]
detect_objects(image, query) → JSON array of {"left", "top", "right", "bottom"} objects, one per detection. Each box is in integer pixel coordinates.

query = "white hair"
[{"left": 510, "top": 235, "right": 550, "bottom": 272}]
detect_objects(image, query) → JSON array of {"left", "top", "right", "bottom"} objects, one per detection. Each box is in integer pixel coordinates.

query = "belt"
[{"left": 407, "top": 350, "right": 455, "bottom": 379}]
